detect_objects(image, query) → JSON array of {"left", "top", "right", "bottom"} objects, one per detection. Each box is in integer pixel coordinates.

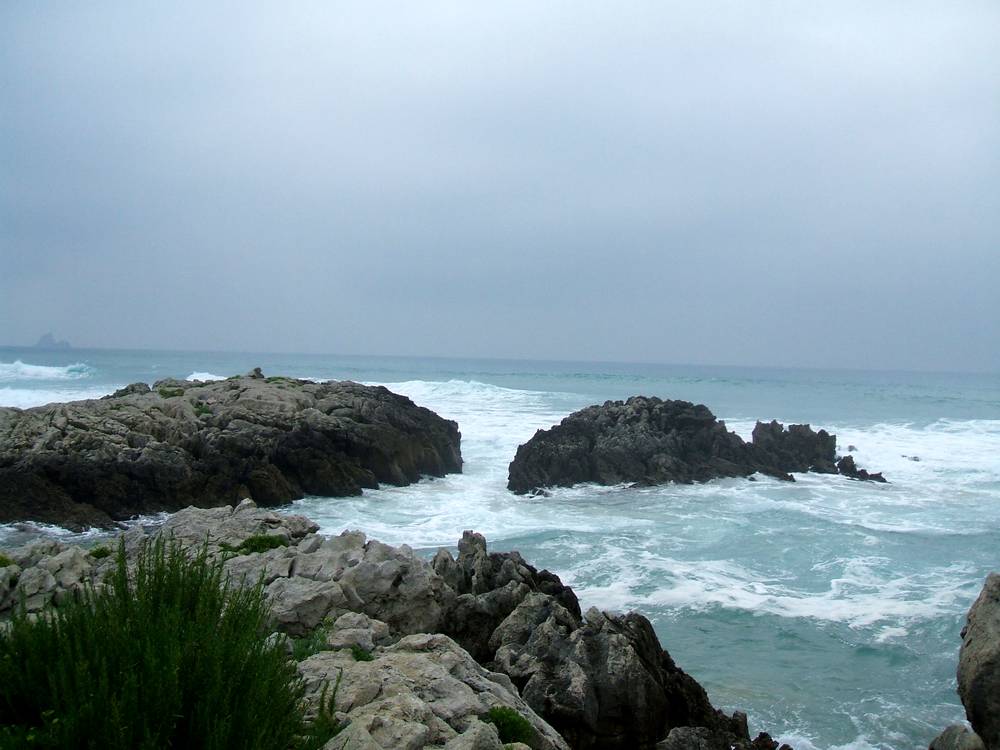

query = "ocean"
[{"left": 2, "top": 346, "right": 999, "bottom": 750}]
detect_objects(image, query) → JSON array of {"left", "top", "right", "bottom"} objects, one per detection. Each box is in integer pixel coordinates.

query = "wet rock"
[
  {"left": 0, "top": 373, "right": 462, "bottom": 529},
  {"left": 836, "top": 455, "right": 887, "bottom": 483},
  {"left": 508, "top": 397, "right": 883, "bottom": 494}
]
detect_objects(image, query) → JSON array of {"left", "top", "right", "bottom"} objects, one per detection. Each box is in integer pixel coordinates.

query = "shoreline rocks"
[
  {"left": 507, "top": 396, "right": 885, "bottom": 494},
  {"left": 0, "top": 500, "right": 789, "bottom": 750},
  {"left": 0, "top": 371, "right": 462, "bottom": 529}
]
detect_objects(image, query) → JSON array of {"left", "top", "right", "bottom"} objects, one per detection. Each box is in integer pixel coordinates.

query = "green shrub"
[
  {"left": 158, "top": 387, "right": 185, "bottom": 398},
  {"left": 350, "top": 644, "right": 374, "bottom": 662},
  {"left": 219, "top": 534, "right": 289, "bottom": 556},
  {"left": 484, "top": 706, "right": 534, "bottom": 745},
  {"left": 88, "top": 546, "right": 111, "bottom": 560},
  {"left": 192, "top": 401, "right": 212, "bottom": 417},
  {"left": 291, "top": 626, "right": 329, "bottom": 662},
  {"left": 0, "top": 554, "right": 12, "bottom": 568},
  {"left": 299, "top": 669, "right": 344, "bottom": 749},
  {"left": 0, "top": 539, "right": 305, "bottom": 749}
]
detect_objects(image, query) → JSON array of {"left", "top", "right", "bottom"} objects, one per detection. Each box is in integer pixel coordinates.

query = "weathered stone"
[
  {"left": 266, "top": 577, "right": 354, "bottom": 636},
  {"left": 929, "top": 725, "right": 986, "bottom": 750},
  {"left": 508, "top": 397, "right": 883, "bottom": 493},
  {"left": 327, "top": 612, "right": 391, "bottom": 652},
  {"left": 655, "top": 726, "right": 729, "bottom": 750},
  {"left": 959, "top": 573, "right": 1000, "bottom": 750},
  {"left": 443, "top": 719, "right": 503, "bottom": 750},
  {"left": 0, "top": 374, "right": 462, "bottom": 529},
  {"left": 299, "top": 633, "right": 569, "bottom": 750}
]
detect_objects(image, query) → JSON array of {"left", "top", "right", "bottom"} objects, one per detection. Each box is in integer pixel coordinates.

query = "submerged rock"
[
  {"left": 507, "top": 396, "right": 884, "bottom": 494},
  {"left": 0, "top": 371, "right": 462, "bottom": 529}
]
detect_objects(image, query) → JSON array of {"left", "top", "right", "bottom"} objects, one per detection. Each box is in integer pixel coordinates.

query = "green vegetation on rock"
[
  {"left": 157, "top": 387, "right": 185, "bottom": 398},
  {"left": 291, "top": 626, "right": 330, "bottom": 662},
  {"left": 88, "top": 546, "right": 111, "bottom": 560},
  {"left": 350, "top": 644, "right": 374, "bottom": 662},
  {"left": 0, "top": 539, "right": 306, "bottom": 749},
  {"left": 219, "top": 534, "right": 289, "bottom": 556},
  {"left": 0, "top": 554, "right": 12, "bottom": 568},
  {"left": 484, "top": 706, "right": 534, "bottom": 745}
]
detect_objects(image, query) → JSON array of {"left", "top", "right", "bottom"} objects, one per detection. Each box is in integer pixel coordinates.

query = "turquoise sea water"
[{"left": 2, "top": 346, "right": 999, "bottom": 749}]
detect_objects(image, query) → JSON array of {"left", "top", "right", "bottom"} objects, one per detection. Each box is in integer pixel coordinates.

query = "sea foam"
[{"left": 0, "top": 360, "right": 95, "bottom": 382}]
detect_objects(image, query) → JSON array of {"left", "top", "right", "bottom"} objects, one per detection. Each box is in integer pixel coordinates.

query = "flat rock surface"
[
  {"left": 507, "top": 396, "right": 884, "bottom": 494},
  {"left": 0, "top": 371, "right": 462, "bottom": 529}
]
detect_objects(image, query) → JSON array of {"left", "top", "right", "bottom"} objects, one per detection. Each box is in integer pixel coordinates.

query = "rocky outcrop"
[
  {"left": 0, "top": 371, "right": 462, "bottom": 529},
  {"left": 432, "top": 530, "right": 760, "bottom": 750},
  {"left": 929, "top": 725, "right": 986, "bottom": 750},
  {"left": 300, "top": 631, "right": 569, "bottom": 750},
  {"left": 956, "top": 573, "right": 1000, "bottom": 749},
  {"left": 507, "top": 397, "right": 884, "bottom": 494},
  {"left": 0, "top": 501, "right": 789, "bottom": 750}
]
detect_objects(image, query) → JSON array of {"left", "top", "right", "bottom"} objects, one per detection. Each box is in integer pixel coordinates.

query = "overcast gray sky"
[{"left": 2, "top": 1, "right": 998, "bottom": 371}]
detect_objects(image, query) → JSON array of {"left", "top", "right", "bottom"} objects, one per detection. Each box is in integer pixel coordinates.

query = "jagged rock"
[
  {"left": 958, "top": 573, "right": 1000, "bottom": 750},
  {"left": 655, "top": 726, "right": 729, "bottom": 750},
  {"left": 326, "top": 612, "right": 392, "bottom": 652},
  {"left": 298, "top": 633, "right": 569, "bottom": 750},
  {"left": 0, "top": 502, "right": 787, "bottom": 750},
  {"left": 929, "top": 725, "right": 986, "bottom": 750},
  {"left": 507, "top": 396, "right": 884, "bottom": 493},
  {"left": 0, "top": 373, "right": 462, "bottom": 529},
  {"left": 836, "top": 455, "right": 887, "bottom": 483}
]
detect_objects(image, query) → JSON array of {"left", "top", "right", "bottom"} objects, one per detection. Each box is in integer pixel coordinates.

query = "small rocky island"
[
  {"left": 508, "top": 396, "right": 885, "bottom": 494},
  {"left": 0, "top": 370, "right": 462, "bottom": 529}
]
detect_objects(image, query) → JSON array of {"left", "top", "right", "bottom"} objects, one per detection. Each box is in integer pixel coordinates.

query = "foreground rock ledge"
[
  {"left": 508, "top": 396, "right": 885, "bottom": 494},
  {"left": 0, "top": 500, "right": 790, "bottom": 750},
  {"left": 0, "top": 370, "right": 462, "bottom": 530}
]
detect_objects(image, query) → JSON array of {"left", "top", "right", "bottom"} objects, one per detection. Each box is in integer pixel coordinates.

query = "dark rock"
[
  {"left": 0, "top": 372, "right": 462, "bottom": 529},
  {"left": 958, "top": 573, "right": 1000, "bottom": 750},
  {"left": 508, "top": 397, "right": 883, "bottom": 494},
  {"left": 432, "top": 533, "right": 754, "bottom": 750},
  {"left": 102, "top": 382, "right": 151, "bottom": 399},
  {"left": 836, "top": 455, "right": 887, "bottom": 483}
]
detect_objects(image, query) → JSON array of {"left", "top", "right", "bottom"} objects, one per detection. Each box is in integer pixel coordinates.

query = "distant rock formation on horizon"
[{"left": 34, "top": 333, "right": 71, "bottom": 350}]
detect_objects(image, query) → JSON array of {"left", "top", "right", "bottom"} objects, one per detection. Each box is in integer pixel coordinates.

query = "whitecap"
[
  {"left": 0, "top": 360, "right": 95, "bottom": 382},
  {"left": 0, "top": 386, "right": 117, "bottom": 408},
  {"left": 186, "top": 371, "right": 227, "bottom": 381}
]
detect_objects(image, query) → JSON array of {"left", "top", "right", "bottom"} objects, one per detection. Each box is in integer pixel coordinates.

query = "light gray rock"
[
  {"left": 327, "top": 612, "right": 391, "bottom": 652},
  {"left": 929, "top": 725, "right": 986, "bottom": 750},
  {"left": 959, "top": 573, "right": 1000, "bottom": 750},
  {"left": 266, "top": 577, "right": 355, "bottom": 636},
  {"left": 442, "top": 719, "right": 503, "bottom": 750},
  {"left": 337, "top": 539, "right": 455, "bottom": 635},
  {"left": 298, "top": 633, "right": 569, "bottom": 750}
]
